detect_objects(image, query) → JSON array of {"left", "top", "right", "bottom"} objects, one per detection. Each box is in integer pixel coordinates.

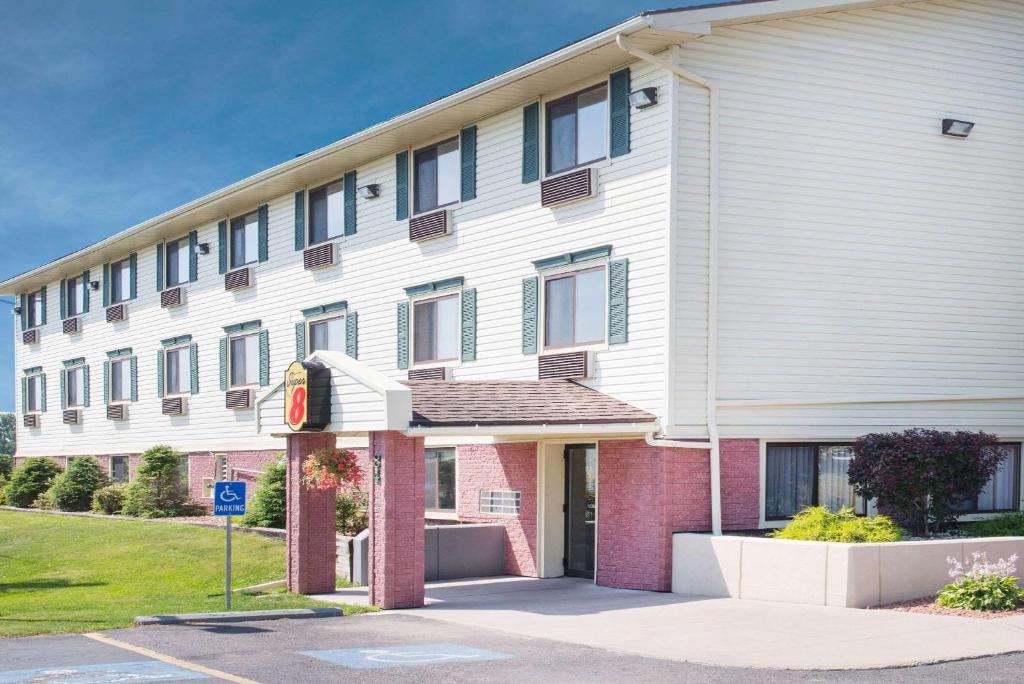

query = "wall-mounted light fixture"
[
  {"left": 629, "top": 87, "right": 659, "bottom": 110},
  {"left": 358, "top": 184, "right": 381, "bottom": 199},
  {"left": 90, "top": 280, "right": 101, "bottom": 291},
  {"left": 194, "top": 242, "right": 210, "bottom": 255},
  {"left": 942, "top": 119, "right": 974, "bottom": 138},
  {"left": 13, "top": 305, "right": 22, "bottom": 315}
]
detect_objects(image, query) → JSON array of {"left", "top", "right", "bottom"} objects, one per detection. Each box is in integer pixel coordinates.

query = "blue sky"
[{"left": 0, "top": 0, "right": 704, "bottom": 411}]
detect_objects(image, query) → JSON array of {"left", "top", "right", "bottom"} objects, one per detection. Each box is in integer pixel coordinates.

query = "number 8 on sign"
[
  {"left": 290, "top": 387, "right": 306, "bottom": 425},
  {"left": 284, "top": 361, "right": 310, "bottom": 431}
]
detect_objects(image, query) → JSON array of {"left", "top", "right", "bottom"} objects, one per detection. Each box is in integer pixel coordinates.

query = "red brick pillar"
[
  {"left": 286, "top": 432, "right": 337, "bottom": 594},
  {"left": 368, "top": 430, "right": 425, "bottom": 609}
]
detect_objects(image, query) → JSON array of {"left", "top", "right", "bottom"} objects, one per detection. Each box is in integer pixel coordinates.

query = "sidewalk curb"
[{"left": 134, "top": 607, "right": 343, "bottom": 626}]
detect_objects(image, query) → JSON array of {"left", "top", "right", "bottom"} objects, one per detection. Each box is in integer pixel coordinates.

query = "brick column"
[
  {"left": 368, "top": 430, "right": 425, "bottom": 609},
  {"left": 286, "top": 432, "right": 337, "bottom": 594}
]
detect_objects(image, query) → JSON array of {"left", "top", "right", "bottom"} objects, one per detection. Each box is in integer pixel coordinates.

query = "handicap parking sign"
[{"left": 213, "top": 480, "right": 247, "bottom": 516}]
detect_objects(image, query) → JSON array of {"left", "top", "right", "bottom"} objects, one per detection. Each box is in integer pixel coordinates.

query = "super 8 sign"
[{"left": 284, "top": 360, "right": 331, "bottom": 431}]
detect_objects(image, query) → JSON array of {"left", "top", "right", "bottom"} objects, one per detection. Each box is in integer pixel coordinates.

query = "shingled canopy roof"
[{"left": 404, "top": 380, "right": 657, "bottom": 428}]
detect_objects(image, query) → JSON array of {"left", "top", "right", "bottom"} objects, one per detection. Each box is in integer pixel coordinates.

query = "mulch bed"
[{"left": 878, "top": 597, "right": 1024, "bottom": 619}]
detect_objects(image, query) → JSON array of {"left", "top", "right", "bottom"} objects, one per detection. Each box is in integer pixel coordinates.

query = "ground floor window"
[
  {"left": 425, "top": 448, "right": 455, "bottom": 511},
  {"left": 110, "top": 455, "right": 129, "bottom": 483},
  {"left": 954, "top": 443, "right": 1021, "bottom": 514},
  {"left": 765, "top": 443, "right": 865, "bottom": 520}
]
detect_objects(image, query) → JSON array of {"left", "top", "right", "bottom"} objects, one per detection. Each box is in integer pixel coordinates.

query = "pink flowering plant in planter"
[
  {"left": 301, "top": 448, "right": 364, "bottom": 492},
  {"left": 937, "top": 552, "right": 1024, "bottom": 612}
]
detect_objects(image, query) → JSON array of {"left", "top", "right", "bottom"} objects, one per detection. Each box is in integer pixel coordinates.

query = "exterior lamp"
[
  {"left": 942, "top": 119, "right": 974, "bottom": 138},
  {"left": 195, "top": 242, "right": 210, "bottom": 255},
  {"left": 629, "top": 87, "right": 658, "bottom": 110},
  {"left": 358, "top": 184, "right": 381, "bottom": 199},
  {"left": 13, "top": 305, "right": 22, "bottom": 315},
  {"left": 90, "top": 280, "right": 101, "bottom": 290}
]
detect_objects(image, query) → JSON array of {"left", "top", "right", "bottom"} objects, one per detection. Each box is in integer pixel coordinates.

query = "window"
[
  {"left": 165, "top": 237, "right": 189, "bottom": 287},
  {"left": 955, "top": 444, "right": 1021, "bottom": 514},
  {"left": 765, "top": 444, "right": 866, "bottom": 520},
  {"left": 202, "top": 478, "right": 215, "bottom": 499},
  {"left": 26, "top": 290, "right": 44, "bottom": 328},
  {"left": 546, "top": 83, "right": 607, "bottom": 175},
  {"left": 25, "top": 374, "right": 42, "bottom": 413},
  {"left": 413, "top": 294, "right": 460, "bottom": 364},
  {"left": 230, "top": 211, "right": 259, "bottom": 268},
  {"left": 543, "top": 266, "right": 605, "bottom": 349},
  {"left": 309, "top": 315, "right": 346, "bottom": 354},
  {"left": 109, "top": 358, "right": 131, "bottom": 403},
  {"left": 425, "top": 448, "right": 456, "bottom": 511},
  {"left": 110, "top": 257, "right": 132, "bottom": 303},
  {"left": 110, "top": 455, "right": 129, "bottom": 483},
  {"left": 413, "top": 137, "right": 460, "bottom": 214},
  {"left": 164, "top": 346, "right": 190, "bottom": 396},
  {"left": 178, "top": 456, "right": 189, "bottom": 483},
  {"left": 479, "top": 490, "right": 521, "bottom": 515},
  {"left": 308, "top": 180, "right": 344, "bottom": 244},
  {"left": 229, "top": 333, "right": 260, "bottom": 387},
  {"left": 65, "top": 365, "right": 85, "bottom": 408},
  {"left": 66, "top": 275, "right": 85, "bottom": 317},
  {"left": 215, "top": 454, "right": 227, "bottom": 480}
]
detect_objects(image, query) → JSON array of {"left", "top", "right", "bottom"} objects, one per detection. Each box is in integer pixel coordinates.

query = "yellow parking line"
[{"left": 83, "top": 631, "right": 261, "bottom": 684}]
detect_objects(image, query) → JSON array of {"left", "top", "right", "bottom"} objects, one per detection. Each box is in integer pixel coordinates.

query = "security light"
[
  {"left": 13, "top": 305, "right": 22, "bottom": 315},
  {"left": 629, "top": 87, "right": 658, "bottom": 110},
  {"left": 195, "top": 242, "right": 210, "bottom": 255},
  {"left": 942, "top": 119, "right": 974, "bottom": 138},
  {"left": 90, "top": 280, "right": 100, "bottom": 290},
  {"left": 358, "top": 184, "right": 381, "bottom": 199}
]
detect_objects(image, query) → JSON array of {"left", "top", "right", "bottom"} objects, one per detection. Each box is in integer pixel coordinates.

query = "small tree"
[
  {"left": 50, "top": 457, "right": 108, "bottom": 511},
  {"left": 849, "top": 429, "right": 1003, "bottom": 536},
  {"left": 4, "top": 457, "right": 62, "bottom": 508},
  {"left": 0, "top": 413, "right": 15, "bottom": 456},
  {"left": 0, "top": 453, "right": 13, "bottom": 479},
  {"left": 241, "top": 459, "right": 287, "bottom": 529},
  {"left": 120, "top": 445, "right": 191, "bottom": 517},
  {"left": 92, "top": 483, "right": 128, "bottom": 515}
]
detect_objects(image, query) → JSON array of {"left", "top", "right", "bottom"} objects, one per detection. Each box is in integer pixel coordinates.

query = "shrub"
[
  {"left": 962, "top": 513, "right": 1024, "bottom": 538},
  {"left": 91, "top": 483, "right": 127, "bottom": 515},
  {"left": 120, "top": 481, "right": 154, "bottom": 518},
  {"left": 32, "top": 487, "right": 55, "bottom": 510},
  {"left": 0, "top": 474, "right": 7, "bottom": 505},
  {"left": 49, "top": 457, "right": 108, "bottom": 511},
  {"left": 4, "top": 457, "right": 62, "bottom": 508},
  {"left": 120, "top": 445, "right": 192, "bottom": 518},
  {"left": 336, "top": 489, "right": 368, "bottom": 536},
  {"left": 937, "top": 552, "right": 1024, "bottom": 611},
  {"left": 848, "top": 429, "right": 1003, "bottom": 536},
  {"left": 771, "top": 506, "right": 903, "bottom": 543},
  {"left": 0, "top": 453, "right": 13, "bottom": 479},
  {"left": 241, "top": 459, "right": 287, "bottom": 529}
]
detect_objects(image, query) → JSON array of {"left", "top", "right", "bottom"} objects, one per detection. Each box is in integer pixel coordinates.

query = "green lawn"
[{"left": 0, "top": 510, "right": 373, "bottom": 637}]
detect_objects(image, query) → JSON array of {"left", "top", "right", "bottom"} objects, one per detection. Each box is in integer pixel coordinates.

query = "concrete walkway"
[{"left": 315, "top": 576, "right": 1024, "bottom": 670}]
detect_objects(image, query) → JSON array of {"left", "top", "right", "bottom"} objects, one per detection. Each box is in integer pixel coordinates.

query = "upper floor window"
[
  {"left": 66, "top": 275, "right": 86, "bottom": 317},
  {"left": 109, "top": 357, "right": 132, "bottom": 403},
  {"left": 544, "top": 266, "right": 605, "bottom": 349},
  {"left": 546, "top": 83, "right": 607, "bottom": 175},
  {"left": 230, "top": 211, "right": 259, "bottom": 268},
  {"left": 309, "top": 180, "right": 344, "bottom": 244},
  {"left": 414, "top": 137, "right": 460, "bottom": 214},
  {"left": 64, "top": 364, "right": 85, "bottom": 408},
  {"left": 413, "top": 293, "right": 460, "bottom": 364},
  {"left": 164, "top": 345, "right": 190, "bottom": 396},
  {"left": 765, "top": 444, "right": 866, "bottom": 521},
  {"left": 229, "top": 332, "right": 260, "bottom": 387},
  {"left": 26, "top": 290, "right": 44, "bottom": 328},
  {"left": 25, "top": 373, "right": 42, "bottom": 413},
  {"left": 954, "top": 444, "right": 1021, "bottom": 514},
  {"left": 425, "top": 447, "right": 456, "bottom": 511},
  {"left": 110, "top": 257, "right": 132, "bottom": 304},
  {"left": 166, "top": 237, "right": 190, "bottom": 287},
  {"left": 309, "top": 315, "right": 346, "bottom": 354}
]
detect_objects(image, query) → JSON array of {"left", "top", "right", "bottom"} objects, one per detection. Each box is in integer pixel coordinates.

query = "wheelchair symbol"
[{"left": 219, "top": 486, "right": 241, "bottom": 503}]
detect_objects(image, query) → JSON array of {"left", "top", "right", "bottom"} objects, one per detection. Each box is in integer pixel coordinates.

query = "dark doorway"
[{"left": 564, "top": 444, "right": 597, "bottom": 579}]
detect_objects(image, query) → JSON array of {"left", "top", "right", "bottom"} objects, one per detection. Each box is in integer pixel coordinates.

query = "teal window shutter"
[
  {"left": 82, "top": 270, "right": 90, "bottom": 313},
  {"left": 103, "top": 360, "right": 110, "bottom": 405},
  {"left": 522, "top": 103, "right": 539, "bottom": 183},
  {"left": 522, "top": 276, "right": 538, "bottom": 354},
  {"left": 40, "top": 285, "right": 46, "bottom": 325},
  {"left": 189, "top": 230, "right": 199, "bottom": 282},
  {"left": 60, "top": 369, "right": 66, "bottom": 410},
  {"left": 102, "top": 264, "right": 110, "bottom": 308},
  {"left": 258, "top": 328, "right": 270, "bottom": 386},
  {"left": 130, "top": 356, "right": 138, "bottom": 402},
  {"left": 129, "top": 253, "right": 137, "bottom": 299},
  {"left": 18, "top": 294, "right": 26, "bottom": 331},
  {"left": 395, "top": 151, "right": 409, "bottom": 221},
  {"left": 345, "top": 311, "right": 358, "bottom": 359},
  {"left": 82, "top": 364, "right": 90, "bottom": 407},
  {"left": 294, "top": 322, "right": 306, "bottom": 360},
  {"left": 294, "top": 190, "right": 306, "bottom": 251},
  {"left": 59, "top": 278, "right": 67, "bottom": 320},
  {"left": 156, "top": 350, "right": 165, "bottom": 399},
  {"left": 257, "top": 204, "right": 269, "bottom": 263},
  {"left": 219, "top": 337, "right": 228, "bottom": 391},
  {"left": 460, "top": 125, "right": 477, "bottom": 201},
  {"left": 461, "top": 288, "right": 477, "bottom": 361},
  {"left": 40, "top": 374, "right": 46, "bottom": 412},
  {"left": 608, "top": 258, "right": 629, "bottom": 344},
  {"left": 344, "top": 170, "right": 357, "bottom": 235},
  {"left": 609, "top": 68, "right": 631, "bottom": 158},
  {"left": 155, "top": 244, "right": 164, "bottom": 291},
  {"left": 396, "top": 301, "right": 409, "bottom": 370},
  {"left": 20, "top": 377, "right": 26, "bottom": 414},
  {"left": 189, "top": 343, "right": 199, "bottom": 394},
  {"left": 218, "top": 220, "right": 228, "bottom": 274}
]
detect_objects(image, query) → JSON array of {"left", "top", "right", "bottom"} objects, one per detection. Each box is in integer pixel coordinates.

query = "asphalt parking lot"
[{"left": 2, "top": 612, "right": 1024, "bottom": 683}]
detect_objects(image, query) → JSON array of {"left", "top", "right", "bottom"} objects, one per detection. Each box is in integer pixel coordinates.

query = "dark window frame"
[
  {"left": 66, "top": 275, "right": 84, "bottom": 317},
  {"left": 165, "top": 236, "right": 189, "bottom": 287},
  {"left": 228, "top": 331, "right": 260, "bottom": 388},
  {"left": 425, "top": 447, "right": 457, "bottom": 512},
  {"left": 64, "top": 364, "right": 85, "bottom": 408},
  {"left": 412, "top": 292, "right": 461, "bottom": 365},
  {"left": 413, "top": 136, "right": 460, "bottom": 215},
  {"left": 109, "top": 357, "right": 131, "bottom": 403},
  {"left": 229, "top": 210, "right": 259, "bottom": 269},
  {"left": 26, "top": 289, "right": 44, "bottom": 329},
  {"left": 764, "top": 442, "right": 866, "bottom": 522},
  {"left": 307, "top": 179, "right": 345, "bottom": 245},
  {"left": 25, "top": 373, "right": 42, "bottom": 413},
  {"left": 307, "top": 314, "right": 346, "bottom": 355},
  {"left": 164, "top": 345, "right": 189, "bottom": 397},
  {"left": 110, "top": 455, "right": 130, "bottom": 483},
  {"left": 544, "top": 82, "right": 608, "bottom": 176},
  {"left": 542, "top": 265, "right": 606, "bottom": 350},
  {"left": 110, "top": 257, "right": 132, "bottom": 304}
]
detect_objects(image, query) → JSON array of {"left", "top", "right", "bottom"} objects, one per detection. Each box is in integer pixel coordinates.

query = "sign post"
[{"left": 213, "top": 480, "right": 247, "bottom": 610}]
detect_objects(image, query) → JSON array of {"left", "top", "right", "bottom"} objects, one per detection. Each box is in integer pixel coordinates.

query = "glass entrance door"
[{"left": 564, "top": 444, "right": 596, "bottom": 579}]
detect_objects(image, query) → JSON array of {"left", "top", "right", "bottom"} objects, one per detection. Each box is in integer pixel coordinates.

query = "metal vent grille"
[
  {"left": 160, "top": 287, "right": 183, "bottom": 308},
  {"left": 62, "top": 317, "right": 80, "bottom": 335},
  {"left": 22, "top": 329, "right": 39, "bottom": 345},
  {"left": 162, "top": 397, "right": 185, "bottom": 415},
  {"left": 106, "top": 404, "right": 126, "bottom": 421},
  {"left": 63, "top": 408, "right": 81, "bottom": 425},
  {"left": 23, "top": 414, "right": 39, "bottom": 428},
  {"left": 225, "top": 388, "right": 252, "bottom": 410},
  {"left": 225, "top": 268, "right": 252, "bottom": 291},
  {"left": 408, "top": 210, "right": 450, "bottom": 242},
  {"left": 105, "top": 304, "right": 126, "bottom": 323},
  {"left": 408, "top": 367, "right": 449, "bottom": 381},
  {"left": 538, "top": 351, "right": 590, "bottom": 380},
  {"left": 541, "top": 168, "right": 595, "bottom": 207},
  {"left": 303, "top": 243, "right": 335, "bottom": 270}
]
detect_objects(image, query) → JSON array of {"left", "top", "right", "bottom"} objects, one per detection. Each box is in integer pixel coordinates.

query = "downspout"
[{"left": 616, "top": 35, "right": 722, "bottom": 535}]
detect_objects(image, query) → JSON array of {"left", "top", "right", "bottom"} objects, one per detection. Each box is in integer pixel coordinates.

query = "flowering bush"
[
  {"left": 937, "top": 552, "right": 1024, "bottom": 611},
  {"left": 771, "top": 506, "right": 903, "bottom": 543},
  {"left": 301, "top": 448, "right": 363, "bottom": 492}
]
